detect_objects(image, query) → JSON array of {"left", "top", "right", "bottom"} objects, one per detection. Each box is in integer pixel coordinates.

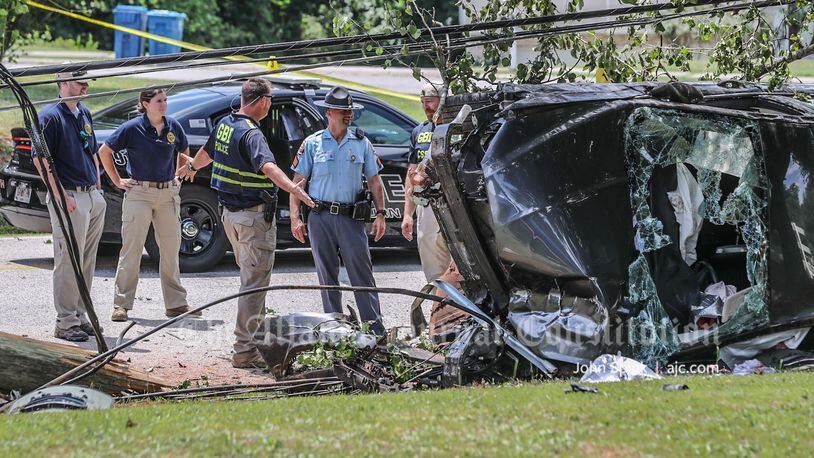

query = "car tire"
[{"left": 145, "top": 184, "right": 228, "bottom": 273}]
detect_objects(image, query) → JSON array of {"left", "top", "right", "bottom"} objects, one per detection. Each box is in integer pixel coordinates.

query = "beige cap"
[
  {"left": 420, "top": 82, "right": 441, "bottom": 98},
  {"left": 55, "top": 62, "right": 90, "bottom": 84}
]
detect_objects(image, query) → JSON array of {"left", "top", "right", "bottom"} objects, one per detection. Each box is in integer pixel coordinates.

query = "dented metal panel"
[{"left": 429, "top": 82, "right": 814, "bottom": 369}]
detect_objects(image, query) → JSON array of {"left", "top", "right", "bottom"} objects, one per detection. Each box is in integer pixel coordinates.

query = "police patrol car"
[{"left": 0, "top": 77, "right": 418, "bottom": 272}]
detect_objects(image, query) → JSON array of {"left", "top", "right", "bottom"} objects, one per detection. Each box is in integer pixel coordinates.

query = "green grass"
[
  {"left": 375, "top": 92, "right": 426, "bottom": 121},
  {"left": 0, "top": 77, "right": 177, "bottom": 138},
  {"left": 2, "top": 373, "right": 813, "bottom": 456},
  {"left": 670, "top": 58, "right": 814, "bottom": 79}
]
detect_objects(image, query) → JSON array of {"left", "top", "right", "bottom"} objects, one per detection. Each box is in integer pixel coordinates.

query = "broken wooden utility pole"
[{"left": 0, "top": 332, "right": 167, "bottom": 396}]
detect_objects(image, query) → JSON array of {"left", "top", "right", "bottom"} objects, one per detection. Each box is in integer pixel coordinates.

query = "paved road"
[{"left": 0, "top": 235, "right": 428, "bottom": 385}]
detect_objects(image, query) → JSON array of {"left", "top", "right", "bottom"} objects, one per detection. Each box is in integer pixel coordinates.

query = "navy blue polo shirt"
[
  {"left": 33, "top": 102, "right": 99, "bottom": 187},
  {"left": 104, "top": 114, "right": 188, "bottom": 182}
]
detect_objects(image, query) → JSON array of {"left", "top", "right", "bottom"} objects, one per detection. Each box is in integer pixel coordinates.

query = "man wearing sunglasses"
[
  {"left": 33, "top": 66, "right": 107, "bottom": 342},
  {"left": 178, "top": 78, "right": 315, "bottom": 369}
]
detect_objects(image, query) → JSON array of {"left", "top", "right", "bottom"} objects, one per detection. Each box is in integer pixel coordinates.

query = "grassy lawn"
[
  {"left": 2, "top": 372, "right": 813, "bottom": 456},
  {"left": 374, "top": 92, "right": 425, "bottom": 121}
]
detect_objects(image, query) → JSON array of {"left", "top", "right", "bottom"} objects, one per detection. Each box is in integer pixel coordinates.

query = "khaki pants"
[
  {"left": 222, "top": 208, "right": 276, "bottom": 354},
  {"left": 46, "top": 188, "right": 106, "bottom": 330},
  {"left": 113, "top": 184, "right": 187, "bottom": 310},
  {"left": 416, "top": 205, "right": 451, "bottom": 282}
]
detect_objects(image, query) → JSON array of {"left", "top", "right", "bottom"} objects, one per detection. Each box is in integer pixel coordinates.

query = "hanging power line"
[
  {"left": 8, "top": 0, "right": 789, "bottom": 78},
  {"left": 0, "top": 0, "right": 788, "bottom": 111}
]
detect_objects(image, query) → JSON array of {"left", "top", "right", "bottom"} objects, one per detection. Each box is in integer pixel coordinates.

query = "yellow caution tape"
[
  {"left": 27, "top": 1, "right": 207, "bottom": 52},
  {"left": 26, "top": 0, "right": 418, "bottom": 103},
  {"left": 596, "top": 67, "right": 612, "bottom": 83}
]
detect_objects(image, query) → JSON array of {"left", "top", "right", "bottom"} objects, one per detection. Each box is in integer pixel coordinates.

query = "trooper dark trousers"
[{"left": 307, "top": 210, "right": 385, "bottom": 335}]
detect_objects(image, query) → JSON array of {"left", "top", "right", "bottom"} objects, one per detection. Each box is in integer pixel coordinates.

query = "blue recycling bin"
[
  {"left": 147, "top": 10, "right": 187, "bottom": 55},
  {"left": 113, "top": 5, "right": 148, "bottom": 58}
]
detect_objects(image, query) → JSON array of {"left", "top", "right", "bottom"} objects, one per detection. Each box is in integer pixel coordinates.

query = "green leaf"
[
  {"left": 409, "top": 24, "right": 422, "bottom": 40},
  {"left": 412, "top": 65, "right": 422, "bottom": 81}
]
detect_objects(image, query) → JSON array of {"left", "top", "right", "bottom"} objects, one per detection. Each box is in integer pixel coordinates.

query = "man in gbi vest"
[
  {"left": 401, "top": 83, "right": 451, "bottom": 283},
  {"left": 178, "top": 78, "right": 315, "bottom": 369}
]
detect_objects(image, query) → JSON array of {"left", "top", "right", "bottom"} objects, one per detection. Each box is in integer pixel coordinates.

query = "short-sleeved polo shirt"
[
  {"left": 33, "top": 102, "right": 99, "bottom": 187},
  {"left": 104, "top": 114, "right": 188, "bottom": 182},
  {"left": 292, "top": 127, "right": 382, "bottom": 204}
]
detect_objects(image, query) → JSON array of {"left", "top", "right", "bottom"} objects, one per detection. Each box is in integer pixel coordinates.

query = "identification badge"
[{"left": 167, "top": 132, "right": 176, "bottom": 143}]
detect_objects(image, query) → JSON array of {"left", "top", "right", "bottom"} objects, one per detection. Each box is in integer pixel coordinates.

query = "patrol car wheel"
[{"left": 144, "top": 184, "right": 228, "bottom": 273}]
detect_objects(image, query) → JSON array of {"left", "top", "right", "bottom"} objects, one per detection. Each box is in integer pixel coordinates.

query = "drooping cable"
[
  {"left": 0, "top": 64, "right": 108, "bottom": 352},
  {"left": 0, "top": 0, "right": 788, "bottom": 111},
  {"left": 8, "top": 0, "right": 791, "bottom": 78}
]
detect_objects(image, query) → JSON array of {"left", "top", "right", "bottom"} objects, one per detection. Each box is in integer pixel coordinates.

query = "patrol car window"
[
  {"left": 315, "top": 102, "right": 412, "bottom": 146},
  {"left": 351, "top": 103, "right": 411, "bottom": 146},
  {"left": 95, "top": 91, "right": 222, "bottom": 132},
  {"left": 94, "top": 102, "right": 139, "bottom": 129}
]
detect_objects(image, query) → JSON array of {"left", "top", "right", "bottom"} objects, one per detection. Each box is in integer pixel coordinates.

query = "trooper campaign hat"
[{"left": 314, "top": 86, "right": 364, "bottom": 110}]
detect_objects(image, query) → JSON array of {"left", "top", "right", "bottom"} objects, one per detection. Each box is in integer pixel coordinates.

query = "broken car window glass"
[{"left": 624, "top": 107, "right": 769, "bottom": 366}]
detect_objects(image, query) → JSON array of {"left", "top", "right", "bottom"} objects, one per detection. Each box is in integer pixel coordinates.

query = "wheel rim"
[{"left": 178, "top": 199, "right": 218, "bottom": 257}]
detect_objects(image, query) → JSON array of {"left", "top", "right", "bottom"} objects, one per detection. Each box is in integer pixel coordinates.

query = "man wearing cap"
[
  {"left": 177, "top": 78, "right": 315, "bottom": 369},
  {"left": 401, "top": 82, "right": 451, "bottom": 283},
  {"left": 289, "top": 86, "right": 387, "bottom": 335},
  {"left": 33, "top": 67, "right": 106, "bottom": 342}
]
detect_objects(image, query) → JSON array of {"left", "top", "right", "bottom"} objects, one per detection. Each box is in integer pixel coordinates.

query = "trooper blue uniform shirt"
[
  {"left": 408, "top": 120, "right": 435, "bottom": 164},
  {"left": 104, "top": 113, "right": 188, "bottom": 182},
  {"left": 33, "top": 102, "right": 98, "bottom": 187},
  {"left": 292, "top": 126, "right": 382, "bottom": 204}
]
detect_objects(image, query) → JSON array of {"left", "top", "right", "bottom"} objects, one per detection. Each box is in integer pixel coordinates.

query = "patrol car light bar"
[{"left": 8, "top": 0, "right": 788, "bottom": 78}]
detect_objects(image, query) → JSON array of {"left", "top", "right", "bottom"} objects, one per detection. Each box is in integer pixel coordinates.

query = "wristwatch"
[
  {"left": 186, "top": 162, "right": 197, "bottom": 172},
  {"left": 375, "top": 209, "right": 386, "bottom": 217}
]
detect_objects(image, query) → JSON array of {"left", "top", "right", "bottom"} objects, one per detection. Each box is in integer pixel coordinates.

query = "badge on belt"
[{"left": 167, "top": 131, "right": 176, "bottom": 143}]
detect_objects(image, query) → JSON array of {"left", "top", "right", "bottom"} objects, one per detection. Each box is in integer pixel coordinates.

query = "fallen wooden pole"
[{"left": 0, "top": 331, "right": 167, "bottom": 395}]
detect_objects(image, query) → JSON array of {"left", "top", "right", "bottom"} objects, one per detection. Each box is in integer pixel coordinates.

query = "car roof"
[{"left": 489, "top": 82, "right": 814, "bottom": 112}]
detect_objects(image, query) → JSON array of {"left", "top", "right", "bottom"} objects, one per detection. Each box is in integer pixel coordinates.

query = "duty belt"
[
  {"left": 224, "top": 203, "right": 263, "bottom": 212},
  {"left": 313, "top": 200, "right": 355, "bottom": 216},
  {"left": 138, "top": 180, "right": 173, "bottom": 189},
  {"left": 63, "top": 184, "right": 95, "bottom": 192}
]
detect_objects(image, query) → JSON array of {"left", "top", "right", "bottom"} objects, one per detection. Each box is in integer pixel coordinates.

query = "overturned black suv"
[
  {"left": 426, "top": 82, "right": 814, "bottom": 377},
  {"left": 0, "top": 77, "right": 417, "bottom": 272}
]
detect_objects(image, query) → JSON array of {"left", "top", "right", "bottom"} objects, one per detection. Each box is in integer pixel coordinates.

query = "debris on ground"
[
  {"left": 579, "top": 354, "right": 663, "bottom": 383},
  {"left": 5, "top": 385, "right": 113, "bottom": 414},
  {"left": 565, "top": 384, "right": 599, "bottom": 394},
  {"left": 662, "top": 384, "right": 690, "bottom": 391},
  {"left": 732, "top": 359, "right": 777, "bottom": 376}
]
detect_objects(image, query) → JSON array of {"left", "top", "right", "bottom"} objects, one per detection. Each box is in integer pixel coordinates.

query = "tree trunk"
[{"left": 0, "top": 331, "right": 168, "bottom": 396}]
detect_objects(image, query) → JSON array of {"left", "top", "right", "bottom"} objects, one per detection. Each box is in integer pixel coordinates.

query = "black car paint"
[
  {"left": 429, "top": 82, "right": 814, "bottom": 368},
  {"left": 0, "top": 82, "right": 418, "bottom": 272}
]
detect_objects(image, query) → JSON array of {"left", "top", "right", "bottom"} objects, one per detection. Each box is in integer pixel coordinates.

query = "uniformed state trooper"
[
  {"left": 33, "top": 67, "right": 107, "bottom": 342},
  {"left": 401, "top": 83, "right": 452, "bottom": 282},
  {"left": 289, "top": 86, "right": 387, "bottom": 336},
  {"left": 99, "top": 88, "right": 191, "bottom": 322},
  {"left": 177, "top": 78, "right": 315, "bottom": 369}
]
